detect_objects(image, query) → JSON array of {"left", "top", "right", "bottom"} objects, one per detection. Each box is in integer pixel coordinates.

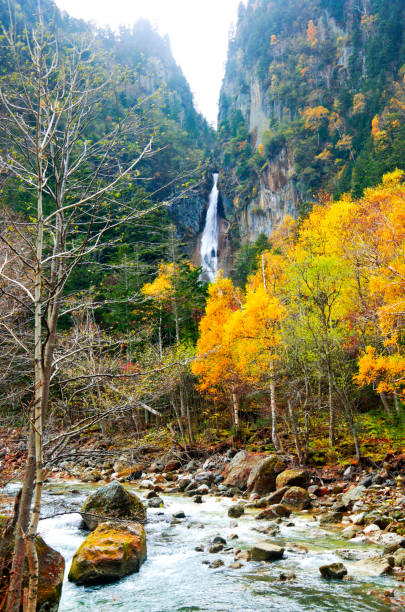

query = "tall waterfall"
[{"left": 200, "top": 173, "right": 219, "bottom": 282}]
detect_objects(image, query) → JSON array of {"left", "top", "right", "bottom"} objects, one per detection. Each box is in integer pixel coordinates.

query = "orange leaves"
[
  {"left": 141, "top": 263, "right": 175, "bottom": 301},
  {"left": 306, "top": 20, "right": 318, "bottom": 46},
  {"left": 356, "top": 347, "right": 405, "bottom": 399},
  {"left": 301, "top": 106, "right": 329, "bottom": 131}
]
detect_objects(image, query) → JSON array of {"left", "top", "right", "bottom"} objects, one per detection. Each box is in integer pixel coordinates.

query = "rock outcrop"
[
  {"left": 223, "top": 450, "right": 263, "bottom": 489},
  {"left": 247, "top": 455, "right": 285, "bottom": 495}
]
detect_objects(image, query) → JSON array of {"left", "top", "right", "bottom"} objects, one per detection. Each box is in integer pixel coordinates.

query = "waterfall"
[{"left": 200, "top": 173, "right": 219, "bottom": 282}]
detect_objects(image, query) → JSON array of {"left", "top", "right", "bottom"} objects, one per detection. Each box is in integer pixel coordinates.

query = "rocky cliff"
[{"left": 218, "top": 0, "right": 405, "bottom": 244}]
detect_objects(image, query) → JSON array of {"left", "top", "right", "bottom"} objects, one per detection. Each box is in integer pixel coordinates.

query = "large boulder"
[
  {"left": 0, "top": 518, "right": 64, "bottom": 612},
  {"left": 350, "top": 555, "right": 393, "bottom": 576},
  {"left": 256, "top": 504, "right": 291, "bottom": 519},
  {"left": 281, "top": 486, "right": 311, "bottom": 511},
  {"left": 223, "top": 451, "right": 263, "bottom": 489},
  {"left": 276, "top": 469, "right": 308, "bottom": 490},
  {"left": 247, "top": 455, "right": 285, "bottom": 495},
  {"left": 341, "top": 485, "right": 365, "bottom": 507},
  {"left": 319, "top": 562, "right": 347, "bottom": 579},
  {"left": 81, "top": 481, "right": 146, "bottom": 530},
  {"left": 68, "top": 521, "right": 146, "bottom": 585}
]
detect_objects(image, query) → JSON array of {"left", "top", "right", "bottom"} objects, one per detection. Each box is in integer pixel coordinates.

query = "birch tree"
[{"left": 0, "top": 15, "right": 167, "bottom": 610}]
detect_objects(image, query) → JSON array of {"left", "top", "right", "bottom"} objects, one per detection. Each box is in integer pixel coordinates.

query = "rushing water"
[
  {"left": 200, "top": 173, "right": 219, "bottom": 282},
  {"left": 30, "top": 483, "right": 397, "bottom": 612}
]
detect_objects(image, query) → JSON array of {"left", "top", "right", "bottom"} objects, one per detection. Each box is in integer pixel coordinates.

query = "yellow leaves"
[
  {"left": 257, "top": 143, "right": 264, "bottom": 157},
  {"left": 336, "top": 134, "right": 353, "bottom": 151},
  {"left": 141, "top": 262, "right": 175, "bottom": 301},
  {"left": 316, "top": 146, "right": 332, "bottom": 162},
  {"left": 352, "top": 93, "right": 366, "bottom": 115},
  {"left": 356, "top": 347, "right": 405, "bottom": 399},
  {"left": 301, "top": 106, "right": 329, "bottom": 131}
]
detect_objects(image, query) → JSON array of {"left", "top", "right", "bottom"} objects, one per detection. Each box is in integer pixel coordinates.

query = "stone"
[
  {"left": 363, "top": 523, "right": 380, "bottom": 535},
  {"left": 279, "top": 571, "right": 296, "bottom": 581},
  {"left": 209, "top": 543, "right": 224, "bottom": 553},
  {"left": 196, "top": 484, "right": 210, "bottom": 495},
  {"left": 267, "top": 486, "right": 290, "bottom": 504},
  {"left": 228, "top": 503, "right": 245, "bottom": 518},
  {"left": 247, "top": 455, "right": 285, "bottom": 494},
  {"left": 140, "top": 479, "right": 155, "bottom": 489},
  {"left": 349, "top": 512, "right": 365, "bottom": 525},
  {"left": 212, "top": 536, "right": 227, "bottom": 545},
  {"left": 68, "top": 521, "right": 146, "bottom": 585},
  {"left": 319, "top": 512, "right": 343, "bottom": 525},
  {"left": 276, "top": 469, "right": 308, "bottom": 490},
  {"left": 195, "top": 471, "right": 214, "bottom": 484},
  {"left": 223, "top": 450, "right": 264, "bottom": 489},
  {"left": 145, "top": 490, "right": 158, "bottom": 499},
  {"left": 80, "top": 481, "right": 146, "bottom": 530},
  {"left": 342, "top": 525, "right": 360, "bottom": 540},
  {"left": 251, "top": 542, "right": 284, "bottom": 561},
  {"left": 209, "top": 559, "right": 224, "bottom": 568},
  {"left": 229, "top": 562, "right": 244, "bottom": 569},
  {"left": 256, "top": 504, "right": 291, "bottom": 519},
  {"left": 281, "top": 487, "right": 311, "bottom": 511},
  {"left": 148, "top": 497, "right": 164, "bottom": 508},
  {"left": 351, "top": 555, "right": 392, "bottom": 576},
  {"left": 173, "top": 511, "right": 186, "bottom": 519},
  {"left": 319, "top": 563, "right": 347, "bottom": 579},
  {"left": 164, "top": 460, "right": 181, "bottom": 472},
  {"left": 394, "top": 548, "right": 405, "bottom": 567},
  {"left": 341, "top": 485, "right": 365, "bottom": 507}
]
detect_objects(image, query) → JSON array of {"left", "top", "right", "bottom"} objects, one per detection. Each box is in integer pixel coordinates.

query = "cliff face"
[{"left": 218, "top": 0, "right": 405, "bottom": 244}]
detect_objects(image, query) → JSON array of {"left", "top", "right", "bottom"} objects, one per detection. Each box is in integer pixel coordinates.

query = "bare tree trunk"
[
  {"left": 171, "top": 397, "right": 187, "bottom": 450},
  {"left": 269, "top": 362, "right": 281, "bottom": 451},
  {"left": 379, "top": 392, "right": 392, "bottom": 416},
  {"left": 328, "top": 370, "right": 334, "bottom": 447},
  {"left": 231, "top": 390, "right": 239, "bottom": 428},
  {"left": 288, "top": 397, "right": 303, "bottom": 465}
]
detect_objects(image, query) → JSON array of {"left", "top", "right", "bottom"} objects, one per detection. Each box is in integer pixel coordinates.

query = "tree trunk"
[
  {"left": 231, "top": 391, "right": 239, "bottom": 428},
  {"left": 379, "top": 392, "right": 392, "bottom": 416},
  {"left": 269, "top": 362, "right": 281, "bottom": 451},
  {"left": 328, "top": 370, "right": 334, "bottom": 447},
  {"left": 288, "top": 397, "right": 303, "bottom": 465}
]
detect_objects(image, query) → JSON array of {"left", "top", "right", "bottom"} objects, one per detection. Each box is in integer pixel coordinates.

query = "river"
[{"left": 28, "top": 482, "right": 397, "bottom": 612}]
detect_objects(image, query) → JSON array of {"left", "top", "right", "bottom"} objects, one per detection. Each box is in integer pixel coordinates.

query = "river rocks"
[
  {"left": 68, "top": 521, "right": 146, "bottom": 585},
  {"left": 319, "top": 562, "right": 347, "bottom": 579},
  {"left": 276, "top": 469, "right": 308, "bottom": 490},
  {"left": 209, "top": 559, "right": 224, "bottom": 568},
  {"left": 223, "top": 451, "right": 263, "bottom": 489},
  {"left": 256, "top": 504, "right": 291, "bottom": 519},
  {"left": 148, "top": 497, "right": 164, "bottom": 508},
  {"left": 350, "top": 555, "right": 393, "bottom": 576},
  {"left": 0, "top": 520, "right": 64, "bottom": 612},
  {"left": 393, "top": 548, "right": 405, "bottom": 567},
  {"left": 251, "top": 542, "right": 284, "bottom": 561},
  {"left": 267, "top": 486, "right": 290, "bottom": 505},
  {"left": 228, "top": 503, "right": 245, "bottom": 518},
  {"left": 281, "top": 487, "right": 311, "bottom": 511},
  {"left": 209, "top": 543, "right": 224, "bottom": 553},
  {"left": 81, "top": 481, "right": 146, "bottom": 530},
  {"left": 342, "top": 525, "right": 360, "bottom": 539},
  {"left": 229, "top": 562, "right": 244, "bottom": 569},
  {"left": 341, "top": 485, "right": 365, "bottom": 507},
  {"left": 247, "top": 455, "right": 285, "bottom": 495},
  {"left": 319, "top": 511, "right": 343, "bottom": 525}
]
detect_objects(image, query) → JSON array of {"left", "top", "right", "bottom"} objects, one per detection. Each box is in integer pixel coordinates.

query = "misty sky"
[{"left": 55, "top": 0, "right": 246, "bottom": 125}]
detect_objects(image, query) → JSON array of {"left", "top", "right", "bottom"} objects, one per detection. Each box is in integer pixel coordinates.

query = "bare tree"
[{"left": 0, "top": 11, "right": 180, "bottom": 609}]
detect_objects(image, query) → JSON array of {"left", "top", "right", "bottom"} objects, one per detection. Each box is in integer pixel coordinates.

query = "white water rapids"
[{"left": 200, "top": 173, "right": 219, "bottom": 282}]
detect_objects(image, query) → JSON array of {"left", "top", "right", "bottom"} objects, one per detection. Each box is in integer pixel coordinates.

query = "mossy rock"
[
  {"left": 81, "top": 481, "right": 146, "bottom": 530},
  {"left": 247, "top": 455, "right": 285, "bottom": 495},
  {"left": 68, "top": 521, "right": 146, "bottom": 585},
  {"left": 276, "top": 469, "right": 308, "bottom": 490},
  {"left": 281, "top": 486, "right": 311, "bottom": 511},
  {"left": 0, "top": 518, "right": 64, "bottom": 612}
]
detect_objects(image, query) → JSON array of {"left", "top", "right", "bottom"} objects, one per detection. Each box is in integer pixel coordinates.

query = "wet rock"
[
  {"left": 319, "top": 511, "right": 343, "bottom": 525},
  {"left": 209, "top": 543, "right": 224, "bottom": 553},
  {"left": 224, "top": 450, "right": 264, "bottom": 489},
  {"left": 229, "top": 533, "right": 239, "bottom": 540},
  {"left": 195, "top": 545, "right": 204, "bottom": 552},
  {"left": 145, "top": 490, "right": 158, "bottom": 499},
  {"left": 319, "top": 562, "right": 347, "bottom": 579},
  {"left": 148, "top": 497, "right": 164, "bottom": 508},
  {"left": 247, "top": 455, "right": 285, "bottom": 495},
  {"left": 195, "top": 471, "right": 214, "bottom": 484},
  {"left": 337, "top": 549, "right": 374, "bottom": 561},
  {"left": 140, "top": 479, "right": 155, "bottom": 489},
  {"left": 251, "top": 542, "right": 284, "bottom": 561},
  {"left": 68, "top": 521, "right": 146, "bottom": 585},
  {"left": 281, "top": 487, "right": 311, "bottom": 511},
  {"left": 228, "top": 503, "right": 245, "bottom": 518},
  {"left": 379, "top": 533, "right": 405, "bottom": 549},
  {"left": 235, "top": 550, "right": 251, "bottom": 561},
  {"left": 229, "top": 562, "right": 244, "bottom": 569},
  {"left": 209, "top": 559, "right": 224, "bottom": 568},
  {"left": 351, "top": 555, "right": 393, "bottom": 576},
  {"left": 276, "top": 469, "right": 308, "bottom": 490},
  {"left": 212, "top": 536, "right": 227, "bottom": 545},
  {"left": 246, "top": 497, "right": 268, "bottom": 509},
  {"left": 194, "top": 495, "right": 203, "bottom": 504},
  {"left": 279, "top": 571, "right": 296, "bottom": 581},
  {"left": 164, "top": 460, "right": 180, "bottom": 472},
  {"left": 349, "top": 512, "right": 365, "bottom": 525},
  {"left": 256, "top": 504, "right": 291, "bottom": 519},
  {"left": 254, "top": 523, "right": 280, "bottom": 536},
  {"left": 173, "top": 511, "right": 186, "bottom": 519},
  {"left": 363, "top": 523, "right": 380, "bottom": 535},
  {"left": 267, "top": 486, "right": 290, "bottom": 505},
  {"left": 177, "top": 477, "right": 192, "bottom": 491},
  {"left": 285, "top": 542, "right": 308, "bottom": 554},
  {"left": 81, "top": 481, "right": 146, "bottom": 530}
]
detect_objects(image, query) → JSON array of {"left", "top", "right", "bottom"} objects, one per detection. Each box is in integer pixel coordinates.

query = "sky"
[{"left": 54, "top": 0, "right": 246, "bottom": 126}]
